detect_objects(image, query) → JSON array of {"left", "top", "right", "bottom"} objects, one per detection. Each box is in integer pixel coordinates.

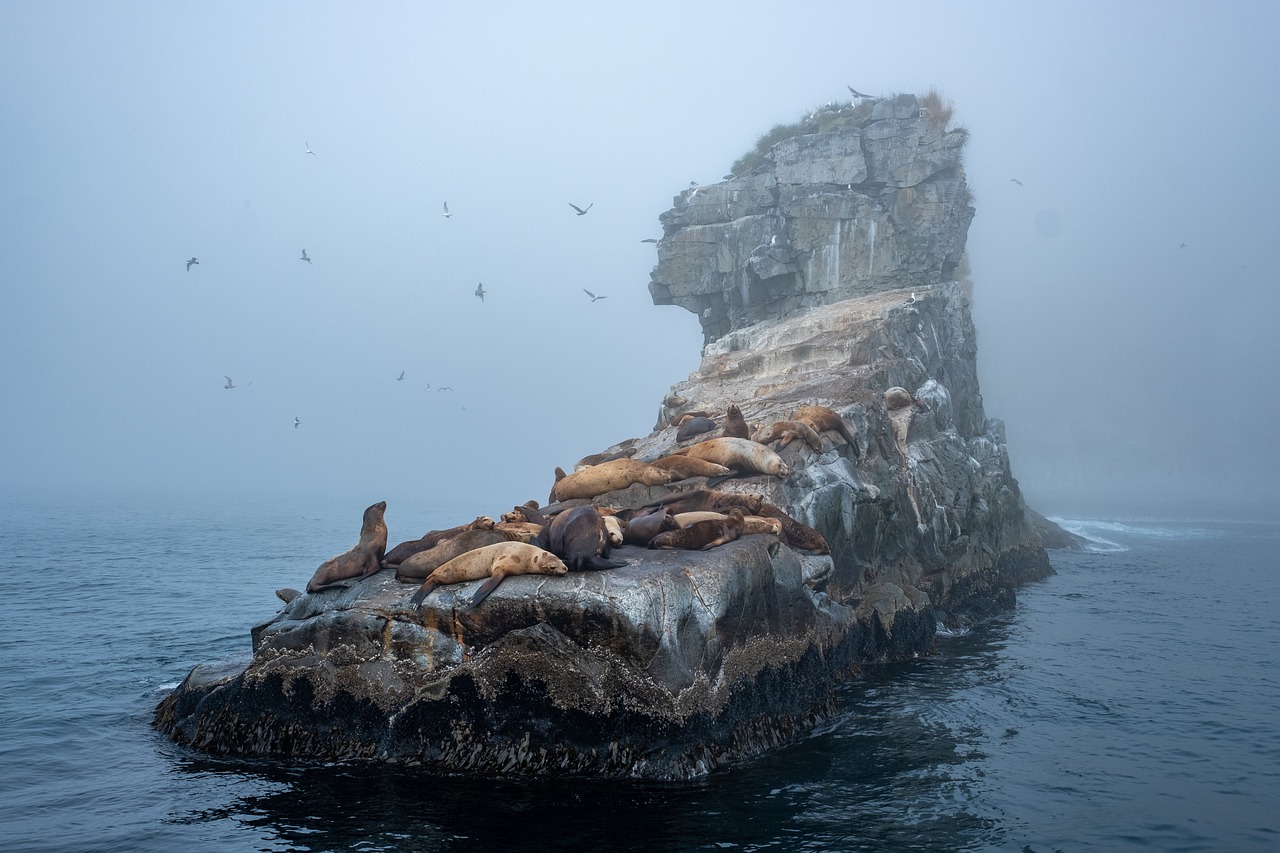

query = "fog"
[{"left": 2, "top": 1, "right": 1277, "bottom": 521}]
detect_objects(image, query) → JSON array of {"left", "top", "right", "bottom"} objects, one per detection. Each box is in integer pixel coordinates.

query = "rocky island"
[{"left": 155, "top": 92, "right": 1064, "bottom": 778}]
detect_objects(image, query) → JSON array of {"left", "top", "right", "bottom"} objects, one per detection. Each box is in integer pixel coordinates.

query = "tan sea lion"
[
  {"left": 752, "top": 420, "right": 824, "bottom": 453},
  {"left": 723, "top": 404, "right": 751, "bottom": 439},
  {"left": 383, "top": 515, "right": 495, "bottom": 568},
  {"left": 672, "top": 512, "right": 783, "bottom": 536},
  {"left": 757, "top": 503, "right": 830, "bottom": 553},
  {"left": 494, "top": 521, "right": 541, "bottom": 541},
  {"left": 574, "top": 446, "right": 639, "bottom": 471},
  {"left": 672, "top": 437, "right": 791, "bottom": 479},
  {"left": 676, "top": 416, "right": 716, "bottom": 441},
  {"left": 793, "top": 405, "right": 861, "bottom": 458},
  {"left": 536, "top": 504, "right": 627, "bottom": 571},
  {"left": 408, "top": 541, "right": 568, "bottom": 609},
  {"left": 394, "top": 527, "right": 524, "bottom": 581},
  {"left": 649, "top": 454, "right": 733, "bottom": 480},
  {"left": 549, "top": 458, "right": 673, "bottom": 502},
  {"left": 602, "top": 515, "right": 624, "bottom": 547},
  {"left": 884, "top": 386, "right": 918, "bottom": 410},
  {"left": 621, "top": 507, "right": 680, "bottom": 545},
  {"left": 306, "top": 501, "right": 388, "bottom": 592},
  {"left": 649, "top": 508, "right": 745, "bottom": 550},
  {"left": 648, "top": 488, "right": 765, "bottom": 516}
]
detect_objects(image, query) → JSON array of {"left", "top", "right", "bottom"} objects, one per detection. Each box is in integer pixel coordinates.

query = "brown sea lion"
[
  {"left": 884, "top": 386, "right": 920, "bottom": 410},
  {"left": 676, "top": 416, "right": 716, "bottom": 441},
  {"left": 494, "top": 521, "right": 541, "bottom": 541},
  {"left": 275, "top": 588, "right": 302, "bottom": 604},
  {"left": 793, "top": 405, "right": 861, "bottom": 458},
  {"left": 383, "top": 515, "right": 495, "bottom": 568},
  {"left": 500, "top": 502, "right": 548, "bottom": 525},
  {"left": 672, "top": 437, "right": 791, "bottom": 479},
  {"left": 394, "top": 527, "right": 524, "bottom": 581},
  {"left": 648, "top": 488, "right": 765, "bottom": 516},
  {"left": 649, "top": 454, "right": 733, "bottom": 480},
  {"left": 306, "top": 501, "right": 388, "bottom": 592},
  {"left": 752, "top": 420, "right": 824, "bottom": 453},
  {"left": 649, "top": 508, "right": 745, "bottom": 551},
  {"left": 723, "top": 404, "right": 751, "bottom": 439},
  {"left": 549, "top": 458, "right": 673, "bottom": 502},
  {"left": 672, "top": 511, "right": 783, "bottom": 536},
  {"left": 757, "top": 503, "right": 830, "bottom": 553},
  {"left": 536, "top": 504, "right": 627, "bottom": 571},
  {"left": 621, "top": 507, "right": 680, "bottom": 546},
  {"left": 574, "top": 446, "right": 639, "bottom": 471},
  {"left": 408, "top": 541, "right": 568, "bottom": 609}
]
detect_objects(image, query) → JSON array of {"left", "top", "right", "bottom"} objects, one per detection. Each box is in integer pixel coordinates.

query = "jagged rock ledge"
[{"left": 156, "top": 93, "right": 1063, "bottom": 778}]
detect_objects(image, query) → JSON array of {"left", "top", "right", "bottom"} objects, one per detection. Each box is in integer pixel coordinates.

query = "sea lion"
[
  {"left": 723, "top": 404, "right": 751, "bottom": 439},
  {"left": 676, "top": 416, "right": 716, "bottom": 441},
  {"left": 672, "top": 512, "right": 783, "bottom": 536},
  {"left": 649, "top": 508, "right": 745, "bottom": 550},
  {"left": 536, "top": 504, "right": 627, "bottom": 571},
  {"left": 752, "top": 420, "right": 824, "bottom": 453},
  {"left": 306, "top": 501, "right": 388, "bottom": 592},
  {"left": 602, "top": 515, "right": 624, "bottom": 548},
  {"left": 648, "top": 488, "right": 765, "bottom": 516},
  {"left": 884, "top": 386, "right": 919, "bottom": 410},
  {"left": 275, "top": 588, "right": 302, "bottom": 604},
  {"left": 757, "top": 503, "right": 830, "bottom": 553},
  {"left": 621, "top": 507, "right": 680, "bottom": 546},
  {"left": 574, "top": 446, "right": 638, "bottom": 471},
  {"left": 672, "top": 437, "right": 791, "bottom": 479},
  {"left": 495, "top": 521, "right": 541, "bottom": 541},
  {"left": 383, "top": 515, "right": 495, "bottom": 568},
  {"left": 408, "top": 541, "right": 568, "bottom": 609},
  {"left": 649, "top": 454, "right": 733, "bottom": 480},
  {"left": 549, "top": 458, "right": 673, "bottom": 502},
  {"left": 500, "top": 502, "right": 548, "bottom": 525},
  {"left": 394, "top": 527, "right": 524, "bottom": 581},
  {"left": 793, "top": 405, "right": 860, "bottom": 458}
]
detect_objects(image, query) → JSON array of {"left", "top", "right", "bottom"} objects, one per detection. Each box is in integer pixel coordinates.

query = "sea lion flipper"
[
  {"left": 409, "top": 581, "right": 439, "bottom": 608},
  {"left": 581, "top": 556, "right": 627, "bottom": 571},
  {"left": 705, "top": 474, "right": 734, "bottom": 489},
  {"left": 467, "top": 570, "right": 507, "bottom": 609}
]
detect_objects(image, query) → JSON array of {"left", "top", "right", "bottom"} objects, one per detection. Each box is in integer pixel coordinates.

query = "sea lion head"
[{"left": 535, "top": 550, "right": 569, "bottom": 575}]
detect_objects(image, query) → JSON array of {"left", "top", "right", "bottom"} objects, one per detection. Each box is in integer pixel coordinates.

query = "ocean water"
[{"left": 1, "top": 495, "right": 1277, "bottom": 852}]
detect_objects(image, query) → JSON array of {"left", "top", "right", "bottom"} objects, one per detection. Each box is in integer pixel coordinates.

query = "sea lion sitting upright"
[
  {"left": 722, "top": 404, "right": 751, "bottom": 439},
  {"left": 383, "top": 515, "right": 495, "bottom": 568},
  {"left": 549, "top": 458, "right": 673, "bottom": 502},
  {"left": 394, "top": 527, "right": 524, "bottom": 582},
  {"left": 306, "top": 501, "right": 388, "bottom": 592},
  {"left": 676, "top": 416, "right": 716, "bottom": 441},
  {"left": 622, "top": 507, "right": 680, "bottom": 546},
  {"left": 649, "top": 508, "right": 745, "bottom": 551},
  {"left": 793, "top": 405, "right": 861, "bottom": 459},
  {"left": 408, "top": 541, "right": 568, "bottom": 610},
  {"left": 537, "top": 504, "right": 627, "bottom": 571}
]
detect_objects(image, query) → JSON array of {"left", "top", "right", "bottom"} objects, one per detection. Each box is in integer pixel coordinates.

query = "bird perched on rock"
[
  {"left": 569, "top": 202, "right": 593, "bottom": 216},
  {"left": 186, "top": 257, "right": 199, "bottom": 271}
]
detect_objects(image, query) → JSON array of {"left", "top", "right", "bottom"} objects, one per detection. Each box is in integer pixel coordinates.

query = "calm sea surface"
[{"left": 1, "top": 494, "right": 1277, "bottom": 852}]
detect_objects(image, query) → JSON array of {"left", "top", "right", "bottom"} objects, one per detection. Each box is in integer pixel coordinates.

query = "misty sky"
[{"left": 2, "top": 1, "right": 1277, "bottom": 521}]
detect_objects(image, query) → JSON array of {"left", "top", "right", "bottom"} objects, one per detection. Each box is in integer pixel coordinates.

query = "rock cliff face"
[
  {"left": 650, "top": 94, "right": 974, "bottom": 344},
  {"left": 155, "top": 94, "right": 1057, "bottom": 779}
]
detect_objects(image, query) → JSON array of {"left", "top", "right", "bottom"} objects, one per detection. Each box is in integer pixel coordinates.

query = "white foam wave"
[
  {"left": 1050, "top": 517, "right": 1220, "bottom": 551},
  {"left": 934, "top": 622, "right": 970, "bottom": 638}
]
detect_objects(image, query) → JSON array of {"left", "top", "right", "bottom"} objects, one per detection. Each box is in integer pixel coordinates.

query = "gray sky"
[{"left": 2, "top": 1, "right": 1277, "bottom": 521}]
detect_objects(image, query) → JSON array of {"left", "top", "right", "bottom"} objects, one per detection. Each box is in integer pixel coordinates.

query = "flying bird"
[
  {"left": 305, "top": 142, "right": 318, "bottom": 158},
  {"left": 847, "top": 85, "right": 871, "bottom": 99},
  {"left": 1179, "top": 242, "right": 1188, "bottom": 249},
  {"left": 294, "top": 417, "right": 301, "bottom": 428},
  {"left": 397, "top": 370, "right": 405, "bottom": 381},
  {"left": 583, "top": 289, "right": 607, "bottom": 302},
  {"left": 442, "top": 202, "right": 452, "bottom": 219},
  {"left": 569, "top": 202, "right": 593, "bottom": 216},
  {"left": 475, "top": 282, "right": 486, "bottom": 301},
  {"left": 437, "top": 386, "right": 453, "bottom": 392},
  {"left": 186, "top": 257, "right": 199, "bottom": 271},
  {"left": 1009, "top": 178, "right": 1023, "bottom": 186},
  {"left": 224, "top": 376, "right": 235, "bottom": 390},
  {"left": 300, "top": 248, "right": 311, "bottom": 263}
]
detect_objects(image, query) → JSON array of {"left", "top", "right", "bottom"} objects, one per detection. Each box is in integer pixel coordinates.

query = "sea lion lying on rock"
[
  {"left": 536, "top": 504, "right": 627, "bottom": 571},
  {"left": 394, "top": 527, "right": 525, "bottom": 582},
  {"left": 752, "top": 420, "right": 824, "bottom": 453},
  {"left": 793, "top": 405, "right": 860, "bottom": 459},
  {"left": 621, "top": 507, "right": 680, "bottom": 546},
  {"left": 648, "top": 488, "right": 764, "bottom": 516},
  {"left": 758, "top": 503, "right": 830, "bottom": 553},
  {"left": 670, "top": 437, "right": 790, "bottom": 480},
  {"left": 383, "top": 515, "right": 494, "bottom": 568},
  {"left": 574, "top": 446, "right": 638, "bottom": 471},
  {"left": 672, "top": 512, "right": 783, "bottom": 537},
  {"left": 649, "top": 454, "right": 733, "bottom": 480},
  {"left": 306, "top": 501, "right": 388, "bottom": 592},
  {"left": 675, "top": 416, "right": 716, "bottom": 441},
  {"left": 549, "top": 458, "right": 673, "bottom": 502},
  {"left": 408, "top": 541, "right": 568, "bottom": 610},
  {"left": 649, "top": 508, "right": 745, "bottom": 551}
]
